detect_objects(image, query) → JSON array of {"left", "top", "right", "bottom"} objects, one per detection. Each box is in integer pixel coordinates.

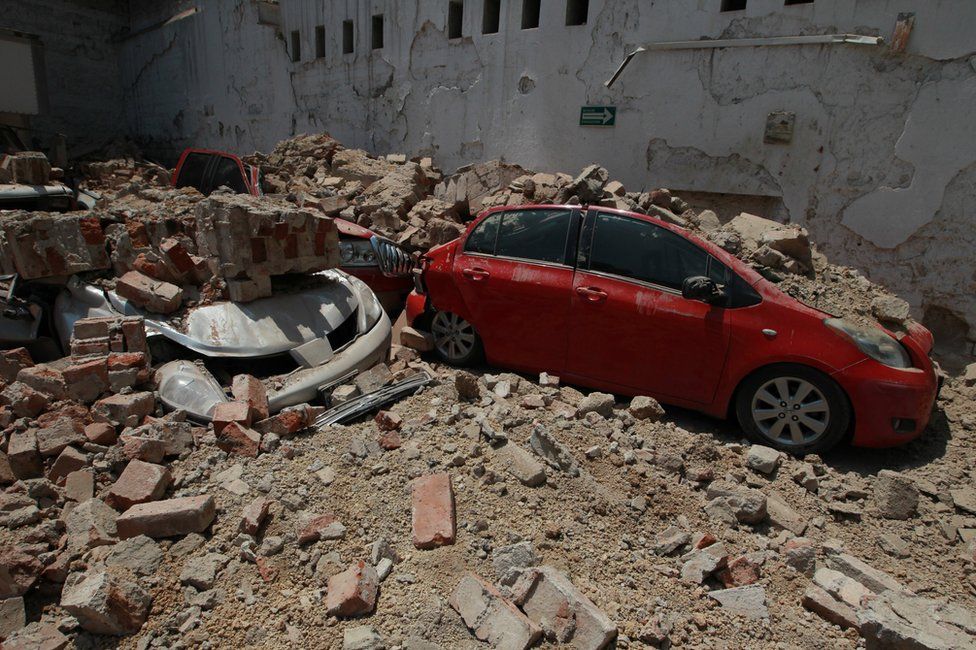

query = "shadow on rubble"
[
  {"left": 820, "top": 405, "right": 952, "bottom": 477},
  {"left": 658, "top": 402, "right": 952, "bottom": 478}
]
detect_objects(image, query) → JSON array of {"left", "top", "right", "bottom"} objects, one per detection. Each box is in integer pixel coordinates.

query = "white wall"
[{"left": 118, "top": 0, "right": 976, "bottom": 350}]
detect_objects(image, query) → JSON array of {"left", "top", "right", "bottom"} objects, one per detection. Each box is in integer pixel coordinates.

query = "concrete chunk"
[
  {"left": 512, "top": 566, "right": 617, "bottom": 649},
  {"left": 60, "top": 566, "right": 151, "bottom": 636},
  {"left": 450, "top": 573, "right": 542, "bottom": 650},
  {"left": 497, "top": 442, "right": 546, "bottom": 487}
]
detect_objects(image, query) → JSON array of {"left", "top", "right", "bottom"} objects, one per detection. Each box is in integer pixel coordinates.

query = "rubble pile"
[
  {"left": 0, "top": 151, "right": 54, "bottom": 186},
  {"left": 2, "top": 131, "right": 974, "bottom": 648},
  {"left": 4, "top": 333, "right": 975, "bottom": 648},
  {"left": 0, "top": 192, "right": 340, "bottom": 311}
]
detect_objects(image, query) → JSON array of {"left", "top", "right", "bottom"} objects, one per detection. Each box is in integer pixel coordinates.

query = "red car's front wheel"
[{"left": 736, "top": 364, "right": 851, "bottom": 455}]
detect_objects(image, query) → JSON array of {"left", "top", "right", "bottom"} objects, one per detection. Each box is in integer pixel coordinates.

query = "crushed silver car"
[{"left": 48, "top": 269, "right": 391, "bottom": 421}]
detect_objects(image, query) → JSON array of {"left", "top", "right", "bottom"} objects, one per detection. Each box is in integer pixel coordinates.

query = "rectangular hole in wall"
[
  {"left": 342, "top": 20, "right": 354, "bottom": 54},
  {"left": 565, "top": 0, "right": 588, "bottom": 25},
  {"left": 784, "top": 0, "right": 813, "bottom": 4},
  {"left": 721, "top": 0, "right": 747, "bottom": 11},
  {"left": 315, "top": 25, "right": 325, "bottom": 58},
  {"left": 483, "top": 0, "right": 500, "bottom": 34},
  {"left": 290, "top": 30, "right": 301, "bottom": 61},
  {"left": 372, "top": 14, "right": 384, "bottom": 49},
  {"left": 448, "top": 1, "right": 463, "bottom": 39},
  {"left": 522, "top": 0, "right": 540, "bottom": 29}
]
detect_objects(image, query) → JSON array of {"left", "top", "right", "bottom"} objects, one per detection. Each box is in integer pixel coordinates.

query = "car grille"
[{"left": 370, "top": 236, "right": 413, "bottom": 277}]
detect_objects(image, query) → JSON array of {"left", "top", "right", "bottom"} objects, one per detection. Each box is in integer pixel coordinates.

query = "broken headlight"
[
  {"left": 346, "top": 273, "right": 383, "bottom": 332},
  {"left": 824, "top": 318, "right": 912, "bottom": 369},
  {"left": 156, "top": 360, "right": 229, "bottom": 421},
  {"left": 339, "top": 239, "right": 378, "bottom": 267}
]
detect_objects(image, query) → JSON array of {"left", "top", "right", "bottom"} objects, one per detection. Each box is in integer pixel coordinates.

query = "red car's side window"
[
  {"left": 587, "top": 212, "right": 717, "bottom": 291},
  {"left": 464, "top": 213, "right": 501, "bottom": 255}
]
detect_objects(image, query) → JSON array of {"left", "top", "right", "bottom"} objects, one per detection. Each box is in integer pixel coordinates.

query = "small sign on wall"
[
  {"left": 580, "top": 106, "right": 616, "bottom": 126},
  {"left": 764, "top": 111, "right": 795, "bottom": 144}
]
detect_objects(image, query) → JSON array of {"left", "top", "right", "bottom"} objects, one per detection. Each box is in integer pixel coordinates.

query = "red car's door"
[
  {"left": 452, "top": 207, "right": 579, "bottom": 374},
  {"left": 566, "top": 210, "right": 732, "bottom": 404}
]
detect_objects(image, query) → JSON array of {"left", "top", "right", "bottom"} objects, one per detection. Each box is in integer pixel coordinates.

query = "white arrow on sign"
[{"left": 599, "top": 108, "right": 613, "bottom": 124}]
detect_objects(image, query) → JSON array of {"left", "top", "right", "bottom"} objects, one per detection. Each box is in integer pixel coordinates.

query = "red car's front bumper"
[
  {"left": 833, "top": 347, "right": 939, "bottom": 448},
  {"left": 343, "top": 266, "right": 414, "bottom": 314}
]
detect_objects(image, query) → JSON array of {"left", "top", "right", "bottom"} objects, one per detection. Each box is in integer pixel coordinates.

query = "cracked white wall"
[{"left": 118, "top": 0, "right": 976, "bottom": 350}]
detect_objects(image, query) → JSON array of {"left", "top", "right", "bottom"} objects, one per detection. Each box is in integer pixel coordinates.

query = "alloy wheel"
[
  {"left": 431, "top": 311, "right": 477, "bottom": 362},
  {"left": 750, "top": 376, "right": 830, "bottom": 446}
]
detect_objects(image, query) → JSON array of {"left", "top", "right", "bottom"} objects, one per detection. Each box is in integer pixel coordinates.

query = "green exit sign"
[{"left": 579, "top": 105, "right": 616, "bottom": 126}]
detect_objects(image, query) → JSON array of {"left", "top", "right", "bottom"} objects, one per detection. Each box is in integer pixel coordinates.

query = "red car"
[
  {"left": 172, "top": 148, "right": 413, "bottom": 312},
  {"left": 405, "top": 204, "right": 939, "bottom": 454}
]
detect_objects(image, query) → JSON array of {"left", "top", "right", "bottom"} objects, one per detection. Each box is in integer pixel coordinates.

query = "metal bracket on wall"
[{"left": 605, "top": 33, "right": 885, "bottom": 88}]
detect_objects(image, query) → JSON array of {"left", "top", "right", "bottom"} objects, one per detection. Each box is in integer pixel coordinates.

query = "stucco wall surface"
[{"left": 64, "top": 1, "right": 976, "bottom": 349}]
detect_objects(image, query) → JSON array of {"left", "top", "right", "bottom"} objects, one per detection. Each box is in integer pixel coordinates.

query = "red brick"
[
  {"left": 231, "top": 374, "right": 270, "bottom": 421},
  {"left": 70, "top": 337, "right": 110, "bottom": 357},
  {"left": 116, "top": 270, "right": 182, "bottom": 314},
  {"left": 240, "top": 497, "right": 271, "bottom": 535},
  {"left": 47, "top": 446, "right": 88, "bottom": 485},
  {"left": 212, "top": 401, "right": 251, "bottom": 435},
  {"left": 84, "top": 422, "right": 117, "bottom": 445},
  {"left": 35, "top": 417, "right": 86, "bottom": 457},
  {"left": 65, "top": 469, "right": 95, "bottom": 502},
  {"left": 411, "top": 473, "right": 456, "bottom": 549},
  {"left": 106, "top": 460, "right": 172, "bottom": 510},
  {"left": 118, "top": 434, "right": 167, "bottom": 463},
  {"left": 324, "top": 561, "right": 379, "bottom": 617},
  {"left": 0, "top": 451, "right": 15, "bottom": 485},
  {"left": 215, "top": 422, "right": 261, "bottom": 457},
  {"left": 717, "top": 556, "right": 761, "bottom": 588},
  {"left": 298, "top": 513, "right": 345, "bottom": 545},
  {"left": 252, "top": 406, "right": 308, "bottom": 436},
  {"left": 378, "top": 431, "right": 402, "bottom": 450},
  {"left": 116, "top": 494, "right": 216, "bottom": 539},
  {"left": 121, "top": 317, "right": 147, "bottom": 353},
  {"left": 71, "top": 316, "right": 115, "bottom": 340},
  {"left": 106, "top": 352, "right": 147, "bottom": 371},
  {"left": 125, "top": 220, "right": 150, "bottom": 248},
  {"left": 36, "top": 404, "right": 89, "bottom": 428},
  {"left": 62, "top": 357, "right": 109, "bottom": 403},
  {"left": 160, "top": 237, "right": 195, "bottom": 274},
  {"left": 374, "top": 410, "right": 402, "bottom": 432},
  {"left": 91, "top": 392, "right": 155, "bottom": 428},
  {"left": 15, "top": 364, "right": 67, "bottom": 400},
  {"left": 79, "top": 215, "right": 105, "bottom": 245},
  {"left": 6, "top": 430, "right": 41, "bottom": 478},
  {"left": 0, "top": 381, "right": 49, "bottom": 418},
  {"left": 0, "top": 347, "right": 33, "bottom": 383}
]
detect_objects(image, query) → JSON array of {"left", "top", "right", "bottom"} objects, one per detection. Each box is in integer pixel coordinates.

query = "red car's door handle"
[
  {"left": 462, "top": 267, "right": 491, "bottom": 281},
  {"left": 575, "top": 286, "right": 607, "bottom": 302}
]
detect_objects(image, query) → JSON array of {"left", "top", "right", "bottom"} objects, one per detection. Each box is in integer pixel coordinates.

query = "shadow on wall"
[
  {"left": 677, "top": 190, "right": 787, "bottom": 225},
  {"left": 923, "top": 305, "right": 973, "bottom": 371}
]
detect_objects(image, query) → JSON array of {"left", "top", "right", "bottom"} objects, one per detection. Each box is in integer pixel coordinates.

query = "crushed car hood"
[{"left": 55, "top": 270, "right": 359, "bottom": 358}]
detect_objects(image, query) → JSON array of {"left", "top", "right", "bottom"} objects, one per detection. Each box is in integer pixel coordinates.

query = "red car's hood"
[{"left": 334, "top": 218, "right": 373, "bottom": 240}]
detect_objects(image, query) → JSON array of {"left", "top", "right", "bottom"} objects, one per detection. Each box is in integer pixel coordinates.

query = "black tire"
[
  {"left": 429, "top": 310, "right": 484, "bottom": 367},
  {"left": 735, "top": 364, "right": 851, "bottom": 455}
]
